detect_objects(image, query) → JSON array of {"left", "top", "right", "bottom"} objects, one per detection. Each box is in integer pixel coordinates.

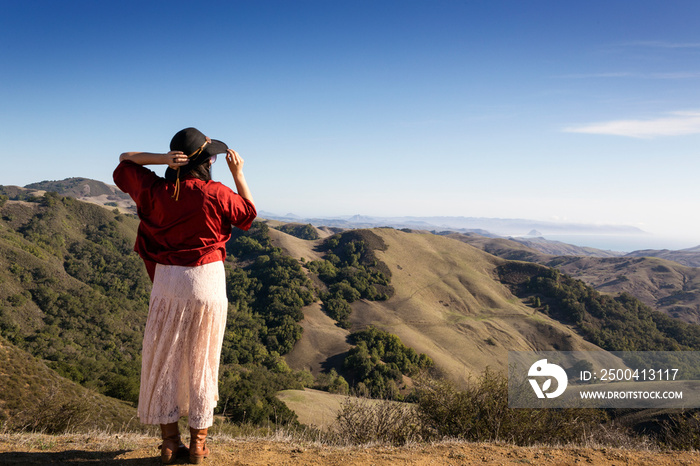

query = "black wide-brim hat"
[{"left": 165, "top": 127, "right": 228, "bottom": 180}]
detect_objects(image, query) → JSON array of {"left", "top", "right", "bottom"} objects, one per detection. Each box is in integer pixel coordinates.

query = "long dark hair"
[{"left": 186, "top": 161, "right": 212, "bottom": 182}]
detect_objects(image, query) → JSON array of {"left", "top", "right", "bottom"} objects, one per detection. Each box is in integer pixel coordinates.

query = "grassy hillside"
[
  {"left": 0, "top": 193, "right": 149, "bottom": 401},
  {"left": 0, "top": 336, "right": 141, "bottom": 433},
  {"left": 276, "top": 388, "right": 353, "bottom": 429},
  {"left": 497, "top": 261, "right": 700, "bottom": 353},
  {"left": 278, "top": 227, "right": 700, "bottom": 388},
  {"left": 349, "top": 229, "right": 619, "bottom": 383}
]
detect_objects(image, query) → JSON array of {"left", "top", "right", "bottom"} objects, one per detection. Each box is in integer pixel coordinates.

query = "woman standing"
[{"left": 113, "top": 127, "right": 256, "bottom": 464}]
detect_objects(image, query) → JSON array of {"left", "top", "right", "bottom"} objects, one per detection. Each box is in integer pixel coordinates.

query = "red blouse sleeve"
[
  {"left": 112, "top": 161, "right": 161, "bottom": 206},
  {"left": 217, "top": 184, "right": 257, "bottom": 231}
]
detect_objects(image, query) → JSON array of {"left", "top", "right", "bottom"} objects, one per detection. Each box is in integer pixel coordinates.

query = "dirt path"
[{"left": 0, "top": 434, "right": 699, "bottom": 465}]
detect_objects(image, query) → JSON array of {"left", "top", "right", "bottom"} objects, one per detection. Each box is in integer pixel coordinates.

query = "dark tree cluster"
[
  {"left": 307, "top": 230, "right": 394, "bottom": 328},
  {"left": 342, "top": 326, "right": 433, "bottom": 401}
]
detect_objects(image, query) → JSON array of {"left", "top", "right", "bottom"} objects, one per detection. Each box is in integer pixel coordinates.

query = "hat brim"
[
  {"left": 189, "top": 138, "right": 228, "bottom": 166},
  {"left": 204, "top": 139, "right": 228, "bottom": 157}
]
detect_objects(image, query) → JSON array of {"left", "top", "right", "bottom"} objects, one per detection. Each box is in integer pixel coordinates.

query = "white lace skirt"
[{"left": 137, "top": 261, "right": 228, "bottom": 429}]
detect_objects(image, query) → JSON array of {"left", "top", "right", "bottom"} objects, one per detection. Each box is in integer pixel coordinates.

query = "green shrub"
[
  {"left": 275, "top": 223, "right": 319, "bottom": 240},
  {"left": 321, "top": 297, "right": 352, "bottom": 328},
  {"left": 218, "top": 363, "right": 309, "bottom": 426},
  {"left": 314, "top": 368, "right": 349, "bottom": 395}
]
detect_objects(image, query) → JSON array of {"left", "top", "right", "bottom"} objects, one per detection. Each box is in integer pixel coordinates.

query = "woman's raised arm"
[{"left": 119, "top": 151, "right": 189, "bottom": 169}]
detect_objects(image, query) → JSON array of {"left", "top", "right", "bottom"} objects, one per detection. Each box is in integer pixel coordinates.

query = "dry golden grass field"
[{"left": 1, "top": 431, "right": 699, "bottom": 465}]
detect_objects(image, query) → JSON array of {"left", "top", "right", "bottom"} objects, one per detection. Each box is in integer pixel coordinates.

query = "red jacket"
[{"left": 113, "top": 161, "right": 257, "bottom": 280}]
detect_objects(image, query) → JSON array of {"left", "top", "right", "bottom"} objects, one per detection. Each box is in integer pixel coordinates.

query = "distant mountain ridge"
[
  {"left": 510, "top": 236, "right": 624, "bottom": 257},
  {"left": 261, "top": 211, "right": 647, "bottom": 237},
  {"left": 626, "top": 246, "right": 700, "bottom": 268},
  {"left": 9, "top": 176, "right": 653, "bottom": 247},
  {"left": 22, "top": 177, "right": 137, "bottom": 214},
  {"left": 263, "top": 211, "right": 700, "bottom": 264}
]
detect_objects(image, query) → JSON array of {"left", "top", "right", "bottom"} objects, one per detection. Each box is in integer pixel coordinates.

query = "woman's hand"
[
  {"left": 225, "top": 149, "right": 254, "bottom": 203},
  {"left": 166, "top": 151, "right": 188, "bottom": 169},
  {"left": 225, "top": 149, "right": 244, "bottom": 177}
]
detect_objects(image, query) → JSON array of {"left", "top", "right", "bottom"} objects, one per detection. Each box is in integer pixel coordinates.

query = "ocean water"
[{"left": 538, "top": 235, "right": 700, "bottom": 253}]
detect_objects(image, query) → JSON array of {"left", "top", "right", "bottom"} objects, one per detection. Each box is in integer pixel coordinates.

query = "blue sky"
[{"left": 1, "top": 1, "right": 699, "bottom": 247}]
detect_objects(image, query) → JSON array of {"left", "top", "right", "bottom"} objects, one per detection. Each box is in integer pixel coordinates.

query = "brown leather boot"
[
  {"left": 189, "top": 427, "right": 210, "bottom": 464},
  {"left": 159, "top": 422, "right": 189, "bottom": 464}
]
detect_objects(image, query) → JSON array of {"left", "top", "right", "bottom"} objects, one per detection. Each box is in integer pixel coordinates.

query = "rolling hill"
[
  {"left": 0, "top": 192, "right": 150, "bottom": 404},
  {"left": 275, "top": 227, "right": 622, "bottom": 386},
  {"left": 444, "top": 232, "right": 700, "bottom": 324}
]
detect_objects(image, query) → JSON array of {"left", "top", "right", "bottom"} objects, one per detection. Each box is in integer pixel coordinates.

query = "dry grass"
[
  {"left": 4, "top": 429, "right": 698, "bottom": 466},
  {"left": 0, "top": 430, "right": 151, "bottom": 452},
  {"left": 0, "top": 421, "right": 658, "bottom": 454},
  {"left": 283, "top": 303, "right": 353, "bottom": 376},
  {"left": 276, "top": 389, "right": 350, "bottom": 429}
]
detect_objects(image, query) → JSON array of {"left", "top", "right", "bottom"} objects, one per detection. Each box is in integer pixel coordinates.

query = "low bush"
[
  {"left": 656, "top": 410, "right": 700, "bottom": 450},
  {"left": 331, "top": 368, "right": 640, "bottom": 448},
  {"left": 7, "top": 386, "right": 99, "bottom": 434},
  {"left": 335, "top": 397, "right": 422, "bottom": 445},
  {"left": 415, "top": 369, "right": 616, "bottom": 446}
]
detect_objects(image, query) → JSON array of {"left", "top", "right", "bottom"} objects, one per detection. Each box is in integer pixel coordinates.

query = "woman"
[{"left": 113, "top": 127, "right": 256, "bottom": 464}]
